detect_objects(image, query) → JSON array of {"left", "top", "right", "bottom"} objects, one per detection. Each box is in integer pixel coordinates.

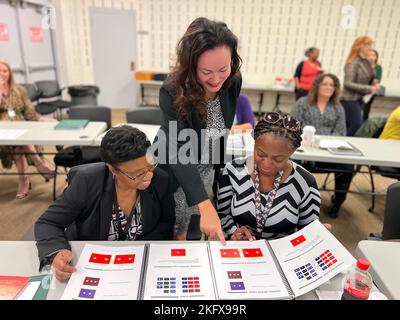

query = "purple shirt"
[{"left": 235, "top": 94, "right": 254, "bottom": 127}]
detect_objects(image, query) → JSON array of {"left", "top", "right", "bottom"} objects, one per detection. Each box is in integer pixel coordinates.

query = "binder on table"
[
  {"left": 54, "top": 119, "right": 89, "bottom": 130},
  {"left": 61, "top": 220, "right": 356, "bottom": 300}
]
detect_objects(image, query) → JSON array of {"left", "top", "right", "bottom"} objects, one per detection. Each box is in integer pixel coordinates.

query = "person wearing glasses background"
[
  {"left": 291, "top": 73, "right": 354, "bottom": 218},
  {"left": 217, "top": 112, "right": 321, "bottom": 241},
  {"left": 35, "top": 125, "right": 175, "bottom": 281}
]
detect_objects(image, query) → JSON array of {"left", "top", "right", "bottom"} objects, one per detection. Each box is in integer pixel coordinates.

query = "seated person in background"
[
  {"left": 0, "top": 60, "right": 55, "bottom": 199},
  {"left": 231, "top": 94, "right": 255, "bottom": 133},
  {"left": 35, "top": 125, "right": 175, "bottom": 281},
  {"left": 380, "top": 106, "right": 400, "bottom": 141},
  {"left": 217, "top": 112, "right": 321, "bottom": 241},
  {"left": 379, "top": 106, "right": 400, "bottom": 178},
  {"left": 294, "top": 47, "right": 323, "bottom": 101},
  {"left": 291, "top": 73, "right": 354, "bottom": 218}
]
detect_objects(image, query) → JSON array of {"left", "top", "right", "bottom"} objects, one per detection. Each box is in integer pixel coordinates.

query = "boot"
[{"left": 328, "top": 196, "right": 345, "bottom": 218}]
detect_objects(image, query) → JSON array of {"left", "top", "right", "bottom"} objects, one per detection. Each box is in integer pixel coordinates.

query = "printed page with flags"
[
  {"left": 142, "top": 243, "right": 216, "bottom": 300},
  {"left": 61, "top": 244, "right": 145, "bottom": 300},
  {"left": 208, "top": 240, "right": 291, "bottom": 300},
  {"left": 268, "top": 220, "right": 356, "bottom": 297}
]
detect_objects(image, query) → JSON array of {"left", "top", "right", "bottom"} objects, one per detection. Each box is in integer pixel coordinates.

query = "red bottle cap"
[{"left": 357, "top": 258, "right": 370, "bottom": 271}]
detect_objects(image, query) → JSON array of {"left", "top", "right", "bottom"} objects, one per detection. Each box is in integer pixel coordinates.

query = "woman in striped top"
[{"left": 217, "top": 112, "right": 321, "bottom": 240}]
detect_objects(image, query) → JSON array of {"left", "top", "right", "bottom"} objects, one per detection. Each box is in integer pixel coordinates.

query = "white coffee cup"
[{"left": 302, "top": 125, "right": 316, "bottom": 147}]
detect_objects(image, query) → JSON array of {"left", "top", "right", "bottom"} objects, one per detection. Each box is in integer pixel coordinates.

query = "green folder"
[
  {"left": 30, "top": 274, "right": 52, "bottom": 300},
  {"left": 54, "top": 119, "right": 89, "bottom": 129}
]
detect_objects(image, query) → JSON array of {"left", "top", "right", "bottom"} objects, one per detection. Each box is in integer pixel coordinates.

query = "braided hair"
[{"left": 253, "top": 112, "right": 303, "bottom": 152}]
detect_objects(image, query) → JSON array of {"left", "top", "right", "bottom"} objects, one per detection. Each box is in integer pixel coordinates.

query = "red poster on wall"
[
  {"left": 0, "top": 23, "right": 9, "bottom": 41},
  {"left": 29, "top": 26, "right": 43, "bottom": 43}
]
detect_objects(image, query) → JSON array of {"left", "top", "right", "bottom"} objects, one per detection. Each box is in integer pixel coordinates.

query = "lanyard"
[
  {"left": 253, "top": 166, "right": 283, "bottom": 235},
  {"left": 112, "top": 184, "right": 139, "bottom": 240}
]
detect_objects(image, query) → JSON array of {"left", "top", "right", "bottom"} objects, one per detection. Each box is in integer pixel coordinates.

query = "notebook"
[
  {"left": 319, "top": 139, "right": 363, "bottom": 156},
  {"left": 54, "top": 119, "right": 89, "bottom": 130},
  {"left": 0, "top": 276, "right": 30, "bottom": 300},
  {"left": 61, "top": 220, "right": 356, "bottom": 300}
]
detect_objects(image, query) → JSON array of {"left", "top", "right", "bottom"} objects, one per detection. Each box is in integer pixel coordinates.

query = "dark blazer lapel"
[
  {"left": 99, "top": 170, "right": 114, "bottom": 239},
  {"left": 219, "top": 87, "right": 235, "bottom": 128},
  {"left": 139, "top": 187, "right": 154, "bottom": 235}
]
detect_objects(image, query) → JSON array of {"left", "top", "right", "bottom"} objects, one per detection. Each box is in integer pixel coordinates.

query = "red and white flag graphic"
[
  {"left": 220, "top": 249, "right": 240, "bottom": 258},
  {"left": 171, "top": 249, "right": 186, "bottom": 257},
  {"left": 242, "top": 248, "right": 263, "bottom": 258},
  {"left": 114, "top": 254, "right": 135, "bottom": 264},
  {"left": 89, "top": 253, "right": 112, "bottom": 264},
  {"left": 290, "top": 235, "right": 306, "bottom": 247}
]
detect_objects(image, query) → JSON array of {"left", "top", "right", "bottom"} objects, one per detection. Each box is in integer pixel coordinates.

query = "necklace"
[{"left": 253, "top": 166, "right": 283, "bottom": 235}]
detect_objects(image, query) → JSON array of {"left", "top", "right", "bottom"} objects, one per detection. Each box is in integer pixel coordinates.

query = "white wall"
[{"left": 55, "top": 0, "right": 400, "bottom": 92}]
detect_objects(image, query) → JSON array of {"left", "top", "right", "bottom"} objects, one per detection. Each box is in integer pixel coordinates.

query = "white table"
[
  {"left": 232, "top": 132, "right": 400, "bottom": 168},
  {"left": 94, "top": 123, "right": 254, "bottom": 157},
  {"left": 356, "top": 240, "right": 400, "bottom": 300},
  {"left": 0, "top": 240, "right": 365, "bottom": 300},
  {"left": 0, "top": 121, "right": 107, "bottom": 146}
]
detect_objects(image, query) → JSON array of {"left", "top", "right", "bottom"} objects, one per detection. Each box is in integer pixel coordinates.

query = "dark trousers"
[
  {"left": 341, "top": 100, "right": 365, "bottom": 136},
  {"left": 295, "top": 88, "right": 309, "bottom": 101},
  {"left": 363, "top": 95, "right": 376, "bottom": 121},
  {"left": 303, "top": 161, "right": 354, "bottom": 205}
]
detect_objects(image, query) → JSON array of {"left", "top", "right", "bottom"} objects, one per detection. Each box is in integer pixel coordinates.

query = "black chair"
[
  {"left": 19, "top": 83, "right": 58, "bottom": 115},
  {"left": 20, "top": 83, "right": 40, "bottom": 104},
  {"left": 126, "top": 107, "right": 161, "bottom": 125},
  {"left": 369, "top": 181, "right": 400, "bottom": 240},
  {"left": 52, "top": 105, "right": 112, "bottom": 199},
  {"left": 35, "top": 80, "right": 72, "bottom": 117}
]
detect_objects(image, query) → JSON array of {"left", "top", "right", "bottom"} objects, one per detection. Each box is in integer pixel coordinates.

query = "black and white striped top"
[{"left": 217, "top": 158, "right": 321, "bottom": 239}]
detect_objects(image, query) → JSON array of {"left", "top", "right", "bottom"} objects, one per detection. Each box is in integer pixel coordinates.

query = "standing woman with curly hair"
[{"left": 157, "top": 17, "right": 242, "bottom": 241}]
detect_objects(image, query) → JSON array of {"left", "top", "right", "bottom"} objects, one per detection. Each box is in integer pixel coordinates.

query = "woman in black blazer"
[
  {"left": 35, "top": 125, "right": 175, "bottom": 281},
  {"left": 155, "top": 17, "right": 242, "bottom": 242}
]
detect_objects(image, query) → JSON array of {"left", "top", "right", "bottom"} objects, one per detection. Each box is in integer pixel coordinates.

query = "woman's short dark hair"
[
  {"left": 305, "top": 47, "right": 317, "bottom": 57},
  {"left": 100, "top": 125, "right": 150, "bottom": 165},
  {"left": 170, "top": 17, "right": 242, "bottom": 122}
]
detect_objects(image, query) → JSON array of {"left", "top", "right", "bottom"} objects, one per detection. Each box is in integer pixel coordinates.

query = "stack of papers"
[
  {"left": 319, "top": 140, "right": 353, "bottom": 150},
  {"left": 0, "top": 129, "right": 27, "bottom": 140},
  {"left": 227, "top": 134, "right": 245, "bottom": 149}
]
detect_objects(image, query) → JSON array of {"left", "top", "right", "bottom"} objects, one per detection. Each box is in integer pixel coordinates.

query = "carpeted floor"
[{"left": 0, "top": 109, "right": 396, "bottom": 256}]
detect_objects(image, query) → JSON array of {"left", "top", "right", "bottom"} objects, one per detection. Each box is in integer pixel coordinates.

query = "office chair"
[
  {"left": 35, "top": 80, "right": 72, "bottom": 117},
  {"left": 126, "top": 107, "right": 161, "bottom": 125},
  {"left": 20, "top": 83, "right": 58, "bottom": 115},
  {"left": 52, "top": 105, "right": 112, "bottom": 199},
  {"left": 369, "top": 181, "right": 400, "bottom": 240}
]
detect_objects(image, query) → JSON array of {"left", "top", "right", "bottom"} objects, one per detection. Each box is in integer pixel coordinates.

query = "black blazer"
[
  {"left": 156, "top": 74, "right": 242, "bottom": 207},
  {"left": 35, "top": 163, "right": 175, "bottom": 262}
]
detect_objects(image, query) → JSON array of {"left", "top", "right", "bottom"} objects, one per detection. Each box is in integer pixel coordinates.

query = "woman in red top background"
[{"left": 294, "top": 47, "right": 323, "bottom": 100}]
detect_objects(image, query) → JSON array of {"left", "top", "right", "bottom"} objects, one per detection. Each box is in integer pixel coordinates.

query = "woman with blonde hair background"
[
  {"left": 0, "top": 60, "right": 55, "bottom": 199},
  {"left": 341, "top": 36, "right": 380, "bottom": 136}
]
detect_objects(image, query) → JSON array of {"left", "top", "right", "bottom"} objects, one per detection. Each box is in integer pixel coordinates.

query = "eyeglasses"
[
  {"left": 263, "top": 112, "right": 301, "bottom": 131},
  {"left": 113, "top": 162, "right": 158, "bottom": 181}
]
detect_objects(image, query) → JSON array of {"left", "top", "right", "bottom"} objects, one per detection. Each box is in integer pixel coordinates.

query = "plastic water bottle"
[{"left": 341, "top": 258, "right": 373, "bottom": 300}]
